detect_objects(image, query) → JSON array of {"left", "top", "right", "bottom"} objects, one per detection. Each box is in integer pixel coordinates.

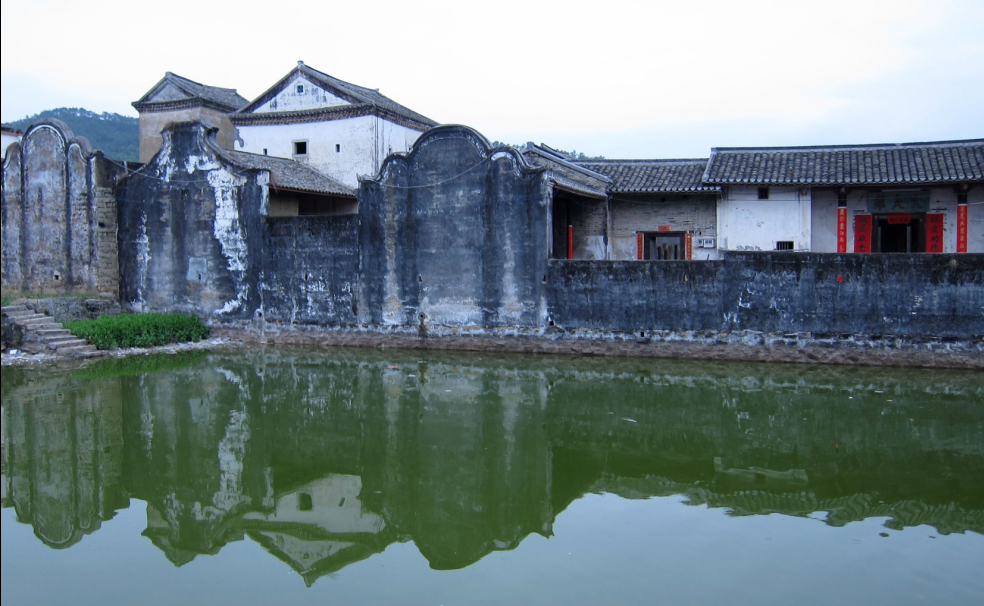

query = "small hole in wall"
[
  {"left": 257, "top": 311, "right": 263, "bottom": 318},
  {"left": 98, "top": 222, "right": 106, "bottom": 228},
  {"left": 53, "top": 271, "right": 61, "bottom": 281},
  {"left": 336, "top": 144, "right": 341, "bottom": 153},
  {"left": 419, "top": 314, "right": 426, "bottom": 320},
  {"left": 640, "top": 331, "right": 646, "bottom": 338},
  {"left": 549, "top": 320, "right": 555, "bottom": 327},
  {"left": 263, "top": 148, "right": 268, "bottom": 155},
  {"left": 338, "top": 498, "right": 346, "bottom": 508},
  {"left": 542, "top": 275, "right": 547, "bottom": 284},
  {"left": 418, "top": 275, "right": 423, "bottom": 283}
]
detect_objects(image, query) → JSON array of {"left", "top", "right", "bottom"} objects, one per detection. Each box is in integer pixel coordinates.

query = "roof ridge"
[
  {"left": 711, "top": 139, "right": 984, "bottom": 153},
  {"left": 579, "top": 158, "right": 709, "bottom": 164}
]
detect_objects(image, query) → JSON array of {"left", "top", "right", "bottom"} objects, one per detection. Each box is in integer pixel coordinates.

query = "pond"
[{"left": 2, "top": 348, "right": 983, "bottom": 605}]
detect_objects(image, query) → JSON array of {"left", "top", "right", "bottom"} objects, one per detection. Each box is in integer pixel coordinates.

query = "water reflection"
[{"left": 3, "top": 350, "right": 983, "bottom": 585}]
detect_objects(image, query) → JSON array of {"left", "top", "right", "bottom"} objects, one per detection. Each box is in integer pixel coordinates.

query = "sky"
[{"left": 2, "top": 0, "right": 982, "bottom": 158}]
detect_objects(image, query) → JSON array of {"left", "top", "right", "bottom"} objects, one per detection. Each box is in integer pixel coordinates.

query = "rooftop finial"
[{"left": 297, "top": 60, "right": 304, "bottom": 67}]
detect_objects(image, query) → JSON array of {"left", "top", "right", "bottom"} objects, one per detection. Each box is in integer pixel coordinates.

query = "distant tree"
[{"left": 8, "top": 108, "right": 138, "bottom": 162}]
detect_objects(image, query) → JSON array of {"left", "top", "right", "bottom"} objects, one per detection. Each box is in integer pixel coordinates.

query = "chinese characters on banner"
[
  {"left": 926, "top": 213, "right": 944, "bottom": 253},
  {"left": 957, "top": 205, "right": 969, "bottom": 253},
  {"left": 854, "top": 215, "right": 872, "bottom": 253},
  {"left": 637, "top": 232, "right": 644, "bottom": 260},
  {"left": 837, "top": 207, "right": 847, "bottom": 253},
  {"left": 686, "top": 232, "right": 694, "bottom": 260}
]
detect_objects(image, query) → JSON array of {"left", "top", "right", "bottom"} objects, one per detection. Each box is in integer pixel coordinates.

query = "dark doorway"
[
  {"left": 643, "top": 232, "right": 686, "bottom": 260},
  {"left": 874, "top": 214, "right": 924, "bottom": 253}
]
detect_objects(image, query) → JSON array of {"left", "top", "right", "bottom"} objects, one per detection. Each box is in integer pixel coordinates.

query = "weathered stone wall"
[
  {"left": 259, "top": 215, "right": 360, "bottom": 326},
  {"left": 547, "top": 252, "right": 984, "bottom": 338},
  {"left": 117, "top": 123, "right": 266, "bottom": 319},
  {"left": 1, "top": 119, "right": 124, "bottom": 299},
  {"left": 358, "top": 125, "right": 552, "bottom": 329}
]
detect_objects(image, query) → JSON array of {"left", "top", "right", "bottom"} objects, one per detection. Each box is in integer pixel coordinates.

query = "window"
[
  {"left": 776, "top": 241, "right": 794, "bottom": 251},
  {"left": 336, "top": 143, "right": 341, "bottom": 153},
  {"left": 297, "top": 492, "right": 313, "bottom": 511},
  {"left": 758, "top": 187, "right": 770, "bottom": 200},
  {"left": 293, "top": 140, "right": 308, "bottom": 156},
  {"left": 296, "top": 84, "right": 304, "bottom": 93},
  {"left": 262, "top": 148, "right": 268, "bottom": 156}
]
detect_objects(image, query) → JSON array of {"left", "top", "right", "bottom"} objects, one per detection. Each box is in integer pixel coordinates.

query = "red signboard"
[
  {"left": 658, "top": 224, "right": 672, "bottom": 232},
  {"left": 854, "top": 215, "right": 872, "bottom": 253},
  {"left": 685, "top": 232, "right": 693, "bottom": 260},
  {"left": 568, "top": 225, "right": 574, "bottom": 260},
  {"left": 887, "top": 213, "right": 911, "bottom": 225},
  {"left": 957, "top": 204, "right": 969, "bottom": 253},
  {"left": 637, "top": 232, "right": 644, "bottom": 260},
  {"left": 837, "top": 207, "right": 848, "bottom": 253},
  {"left": 926, "top": 213, "right": 944, "bottom": 253}
]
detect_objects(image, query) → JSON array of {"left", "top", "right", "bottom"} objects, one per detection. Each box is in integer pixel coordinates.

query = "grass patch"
[
  {"left": 65, "top": 313, "right": 209, "bottom": 350},
  {"left": 73, "top": 350, "right": 210, "bottom": 379}
]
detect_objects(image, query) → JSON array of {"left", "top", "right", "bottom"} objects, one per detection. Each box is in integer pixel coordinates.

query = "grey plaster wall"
[
  {"left": 547, "top": 252, "right": 984, "bottom": 338},
  {"left": 358, "top": 125, "right": 552, "bottom": 329},
  {"left": 1, "top": 120, "right": 124, "bottom": 298},
  {"left": 118, "top": 122, "right": 360, "bottom": 326},
  {"left": 117, "top": 123, "right": 265, "bottom": 319},
  {"left": 260, "top": 216, "right": 360, "bottom": 325}
]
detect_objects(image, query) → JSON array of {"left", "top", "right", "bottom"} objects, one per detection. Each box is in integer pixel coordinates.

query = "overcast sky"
[{"left": 2, "top": 0, "right": 982, "bottom": 158}]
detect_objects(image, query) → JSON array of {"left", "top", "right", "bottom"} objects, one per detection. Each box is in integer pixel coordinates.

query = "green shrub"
[{"left": 65, "top": 313, "right": 209, "bottom": 350}]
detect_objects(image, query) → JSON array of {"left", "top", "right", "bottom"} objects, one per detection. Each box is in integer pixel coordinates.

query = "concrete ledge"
[{"left": 211, "top": 325, "right": 984, "bottom": 370}]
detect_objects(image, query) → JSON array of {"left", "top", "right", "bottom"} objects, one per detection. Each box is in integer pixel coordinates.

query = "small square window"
[
  {"left": 263, "top": 148, "right": 268, "bottom": 155},
  {"left": 336, "top": 144, "right": 341, "bottom": 153},
  {"left": 776, "top": 241, "right": 794, "bottom": 251},
  {"left": 296, "top": 84, "right": 304, "bottom": 94},
  {"left": 758, "top": 187, "right": 770, "bottom": 200},
  {"left": 297, "top": 492, "right": 313, "bottom": 511},
  {"left": 293, "top": 141, "right": 307, "bottom": 156}
]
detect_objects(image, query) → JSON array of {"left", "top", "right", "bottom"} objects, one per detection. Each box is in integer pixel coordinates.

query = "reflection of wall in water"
[
  {"left": 5, "top": 355, "right": 984, "bottom": 578},
  {"left": 2, "top": 375, "right": 126, "bottom": 549}
]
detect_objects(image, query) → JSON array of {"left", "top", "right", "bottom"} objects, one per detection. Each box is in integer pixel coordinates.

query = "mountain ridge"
[{"left": 6, "top": 107, "right": 138, "bottom": 162}]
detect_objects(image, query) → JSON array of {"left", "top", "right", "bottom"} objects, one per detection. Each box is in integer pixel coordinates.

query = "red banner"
[
  {"left": 957, "top": 205, "right": 969, "bottom": 253},
  {"left": 686, "top": 232, "right": 693, "bottom": 260},
  {"left": 926, "top": 213, "right": 944, "bottom": 253},
  {"left": 658, "top": 224, "right": 672, "bottom": 232},
  {"left": 854, "top": 215, "right": 872, "bottom": 253},
  {"left": 637, "top": 232, "right": 644, "bottom": 260},
  {"left": 837, "top": 207, "right": 847, "bottom": 253},
  {"left": 887, "top": 213, "right": 911, "bottom": 225}
]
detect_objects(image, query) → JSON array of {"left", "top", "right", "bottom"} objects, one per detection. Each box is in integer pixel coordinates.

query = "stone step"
[
  {"left": 8, "top": 313, "right": 47, "bottom": 323},
  {"left": 48, "top": 338, "right": 88, "bottom": 349},
  {"left": 1, "top": 305, "right": 28, "bottom": 314},
  {"left": 22, "top": 320, "right": 60, "bottom": 330},
  {"left": 37, "top": 328, "right": 72, "bottom": 338}
]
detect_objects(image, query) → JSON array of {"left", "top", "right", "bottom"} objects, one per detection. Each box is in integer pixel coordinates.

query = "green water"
[{"left": 2, "top": 349, "right": 983, "bottom": 605}]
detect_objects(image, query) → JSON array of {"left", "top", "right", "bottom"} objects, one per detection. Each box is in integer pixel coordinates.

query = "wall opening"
[{"left": 293, "top": 141, "right": 308, "bottom": 156}]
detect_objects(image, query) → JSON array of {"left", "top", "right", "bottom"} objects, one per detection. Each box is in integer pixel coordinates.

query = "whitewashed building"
[
  {"left": 703, "top": 140, "right": 984, "bottom": 254},
  {"left": 230, "top": 62, "right": 438, "bottom": 189}
]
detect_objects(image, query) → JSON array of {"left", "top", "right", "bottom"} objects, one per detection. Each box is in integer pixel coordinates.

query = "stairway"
[{"left": 2, "top": 305, "right": 103, "bottom": 358}]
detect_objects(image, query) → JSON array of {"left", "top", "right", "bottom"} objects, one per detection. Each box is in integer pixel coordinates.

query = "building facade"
[
  {"left": 230, "top": 62, "right": 438, "bottom": 189},
  {"left": 132, "top": 72, "right": 247, "bottom": 163}
]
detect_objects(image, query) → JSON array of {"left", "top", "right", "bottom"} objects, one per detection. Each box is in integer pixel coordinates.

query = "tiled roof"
[
  {"left": 133, "top": 72, "right": 248, "bottom": 112},
  {"left": 214, "top": 148, "right": 355, "bottom": 197},
  {"left": 233, "top": 63, "right": 437, "bottom": 130},
  {"left": 577, "top": 159, "right": 720, "bottom": 193},
  {"left": 523, "top": 145, "right": 611, "bottom": 199},
  {"left": 703, "top": 139, "right": 984, "bottom": 185}
]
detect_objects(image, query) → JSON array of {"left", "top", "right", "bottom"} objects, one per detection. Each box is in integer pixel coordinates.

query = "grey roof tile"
[
  {"left": 214, "top": 148, "right": 355, "bottom": 197},
  {"left": 703, "top": 139, "right": 984, "bottom": 185},
  {"left": 134, "top": 73, "right": 248, "bottom": 112},
  {"left": 234, "top": 63, "right": 437, "bottom": 130},
  {"left": 577, "top": 159, "right": 720, "bottom": 193}
]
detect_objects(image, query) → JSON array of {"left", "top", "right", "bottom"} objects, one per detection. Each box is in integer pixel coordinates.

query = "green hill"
[{"left": 8, "top": 108, "right": 138, "bottom": 162}]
